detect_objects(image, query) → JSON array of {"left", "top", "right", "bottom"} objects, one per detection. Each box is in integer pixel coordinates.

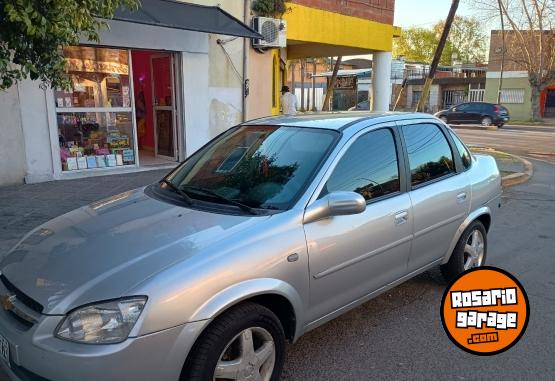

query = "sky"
[{"left": 394, "top": 0, "right": 476, "bottom": 29}]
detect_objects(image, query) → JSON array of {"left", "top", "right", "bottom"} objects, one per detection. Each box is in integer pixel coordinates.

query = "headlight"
[{"left": 55, "top": 296, "right": 147, "bottom": 344}]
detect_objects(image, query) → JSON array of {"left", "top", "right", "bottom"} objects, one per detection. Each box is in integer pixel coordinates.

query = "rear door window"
[{"left": 401, "top": 123, "right": 456, "bottom": 187}]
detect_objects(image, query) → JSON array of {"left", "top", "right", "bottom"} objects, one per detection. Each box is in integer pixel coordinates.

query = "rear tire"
[
  {"left": 181, "top": 302, "right": 285, "bottom": 381},
  {"left": 441, "top": 220, "right": 487, "bottom": 282},
  {"left": 481, "top": 116, "right": 493, "bottom": 127}
]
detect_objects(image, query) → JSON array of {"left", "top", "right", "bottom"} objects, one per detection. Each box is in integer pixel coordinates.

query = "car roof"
[{"left": 243, "top": 112, "right": 434, "bottom": 131}]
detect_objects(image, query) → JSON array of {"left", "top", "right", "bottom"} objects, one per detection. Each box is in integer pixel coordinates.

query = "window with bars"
[{"left": 499, "top": 89, "right": 525, "bottom": 104}]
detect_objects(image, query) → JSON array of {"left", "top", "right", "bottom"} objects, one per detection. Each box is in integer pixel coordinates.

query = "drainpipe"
[{"left": 242, "top": 0, "right": 250, "bottom": 122}]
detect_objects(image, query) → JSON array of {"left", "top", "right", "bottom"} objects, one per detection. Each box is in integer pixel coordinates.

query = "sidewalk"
[{"left": 0, "top": 169, "right": 169, "bottom": 253}]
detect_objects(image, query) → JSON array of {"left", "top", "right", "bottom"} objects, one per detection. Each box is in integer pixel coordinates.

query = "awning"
[{"left": 112, "top": 0, "right": 262, "bottom": 39}]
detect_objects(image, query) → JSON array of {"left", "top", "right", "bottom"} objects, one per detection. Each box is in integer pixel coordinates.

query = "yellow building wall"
[{"left": 284, "top": 3, "right": 397, "bottom": 54}]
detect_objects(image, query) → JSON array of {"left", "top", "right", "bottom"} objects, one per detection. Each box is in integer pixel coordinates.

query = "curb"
[
  {"left": 470, "top": 147, "right": 533, "bottom": 188},
  {"left": 451, "top": 125, "right": 499, "bottom": 131},
  {"left": 501, "top": 155, "right": 533, "bottom": 188}
]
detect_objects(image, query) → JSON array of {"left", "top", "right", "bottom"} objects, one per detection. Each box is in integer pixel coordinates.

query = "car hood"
[{"left": 0, "top": 188, "right": 267, "bottom": 315}]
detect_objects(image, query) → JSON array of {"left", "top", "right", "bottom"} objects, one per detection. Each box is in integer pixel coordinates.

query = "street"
[
  {"left": 0, "top": 126, "right": 554, "bottom": 380},
  {"left": 454, "top": 125, "right": 555, "bottom": 164}
]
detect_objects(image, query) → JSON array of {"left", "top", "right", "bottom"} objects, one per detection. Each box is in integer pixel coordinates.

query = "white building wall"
[
  {"left": 0, "top": 86, "right": 26, "bottom": 185},
  {"left": 406, "top": 85, "right": 413, "bottom": 108},
  {"left": 18, "top": 80, "right": 56, "bottom": 183},
  {"left": 429, "top": 84, "right": 440, "bottom": 112},
  {"left": 182, "top": 51, "right": 210, "bottom": 155}
]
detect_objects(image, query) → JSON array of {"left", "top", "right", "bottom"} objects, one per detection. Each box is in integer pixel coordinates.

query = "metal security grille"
[
  {"left": 468, "top": 89, "right": 485, "bottom": 103},
  {"left": 442, "top": 89, "right": 484, "bottom": 108},
  {"left": 499, "top": 89, "right": 525, "bottom": 104},
  {"left": 443, "top": 90, "right": 466, "bottom": 108}
]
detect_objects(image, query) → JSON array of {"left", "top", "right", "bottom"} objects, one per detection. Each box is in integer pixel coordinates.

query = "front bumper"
[{"left": 0, "top": 307, "right": 209, "bottom": 381}]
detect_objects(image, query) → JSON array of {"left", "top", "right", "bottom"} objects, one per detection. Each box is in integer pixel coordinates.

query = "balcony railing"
[{"left": 392, "top": 67, "right": 487, "bottom": 81}]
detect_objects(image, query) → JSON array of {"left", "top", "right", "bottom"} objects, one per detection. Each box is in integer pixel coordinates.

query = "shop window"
[{"left": 55, "top": 46, "right": 136, "bottom": 171}]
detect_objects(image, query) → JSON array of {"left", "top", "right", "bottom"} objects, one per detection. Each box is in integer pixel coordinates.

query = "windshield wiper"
[
  {"left": 180, "top": 185, "right": 259, "bottom": 215},
  {"left": 160, "top": 179, "right": 194, "bottom": 206}
]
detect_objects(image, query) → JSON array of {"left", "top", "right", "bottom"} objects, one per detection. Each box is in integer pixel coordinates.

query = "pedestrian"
[{"left": 281, "top": 85, "right": 297, "bottom": 115}]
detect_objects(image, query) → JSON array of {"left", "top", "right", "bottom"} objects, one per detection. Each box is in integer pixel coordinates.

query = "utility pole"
[
  {"left": 322, "top": 56, "right": 342, "bottom": 111},
  {"left": 415, "top": 0, "right": 459, "bottom": 112},
  {"left": 496, "top": 0, "right": 506, "bottom": 104}
]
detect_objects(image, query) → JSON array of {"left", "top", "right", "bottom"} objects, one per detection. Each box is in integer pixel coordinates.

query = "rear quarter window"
[{"left": 448, "top": 130, "right": 472, "bottom": 170}]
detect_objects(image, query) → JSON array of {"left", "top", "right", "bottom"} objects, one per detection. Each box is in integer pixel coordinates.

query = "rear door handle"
[
  {"left": 457, "top": 192, "right": 467, "bottom": 204},
  {"left": 394, "top": 210, "right": 408, "bottom": 225}
]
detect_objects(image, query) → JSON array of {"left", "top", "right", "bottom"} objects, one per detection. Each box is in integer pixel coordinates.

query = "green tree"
[
  {"left": 394, "top": 16, "right": 486, "bottom": 65},
  {"left": 433, "top": 16, "right": 487, "bottom": 63},
  {"left": 394, "top": 27, "right": 444, "bottom": 64},
  {"left": 0, "top": 0, "right": 138, "bottom": 90},
  {"left": 250, "top": 0, "right": 288, "bottom": 17}
]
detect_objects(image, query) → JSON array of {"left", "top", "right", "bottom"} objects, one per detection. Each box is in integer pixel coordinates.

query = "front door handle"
[
  {"left": 394, "top": 210, "right": 408, "bottom": 225},
  {"left": 457, "top": 192, "right": 467, "bottom": 204}
]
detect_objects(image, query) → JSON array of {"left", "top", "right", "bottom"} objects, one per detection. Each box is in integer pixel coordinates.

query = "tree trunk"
[
  {"left": 322, "top": 57, "right": 342, "bottom": 111},
  {"left": 531, "top": 84, "right": 542, "bottom": 121},
  {"left": 312, "top": 59, "right": 317, "bottom": 111},
  {"left": 300, "top": 60, "right": 305, "bottom": 112},
  {"left": 496, "top": 0, "right": 506, "bottom": 104}
]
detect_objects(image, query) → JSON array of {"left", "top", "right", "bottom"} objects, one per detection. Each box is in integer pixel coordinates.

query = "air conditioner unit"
[{"left": 252, "top": 17, "right": 287, "bottom": 48}]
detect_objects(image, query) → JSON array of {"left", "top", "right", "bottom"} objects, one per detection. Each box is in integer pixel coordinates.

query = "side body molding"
[
  {"left": 188, "top": 278, "right": 305, "bottom": 340},
  {"left": 441, "top": 206, "right": 491, "bottom": 264}
]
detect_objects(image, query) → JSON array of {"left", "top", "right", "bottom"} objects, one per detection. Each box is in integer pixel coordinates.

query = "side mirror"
[{"left": 303, "top": 191, "right": 366, "bottom": 224}]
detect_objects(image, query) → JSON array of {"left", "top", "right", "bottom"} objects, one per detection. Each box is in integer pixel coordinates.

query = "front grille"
[{"left": 0, "top": 274, "right": 44, "bottom": 314}]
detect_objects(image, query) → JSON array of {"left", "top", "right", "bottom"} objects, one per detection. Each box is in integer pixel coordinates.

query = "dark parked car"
[{"left": 435, "top": 102, "right": 510, "bottom": 127}]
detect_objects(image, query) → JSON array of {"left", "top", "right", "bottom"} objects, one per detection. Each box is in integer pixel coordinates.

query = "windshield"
[{"left": 165, "top": 125, "right": 339, "bottom": 211}]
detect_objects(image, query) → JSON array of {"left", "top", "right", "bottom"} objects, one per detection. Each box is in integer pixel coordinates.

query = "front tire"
[
  {"left": 440, "top": 220, "right": 487, "bottom": 282},
  {"left": 182, "top": 302, "right": 285, "bottom": 381}
]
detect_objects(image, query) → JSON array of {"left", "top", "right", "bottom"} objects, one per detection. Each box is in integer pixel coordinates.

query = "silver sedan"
[{"left": 0, "top": 112, "right": 501, "bottom": 381}]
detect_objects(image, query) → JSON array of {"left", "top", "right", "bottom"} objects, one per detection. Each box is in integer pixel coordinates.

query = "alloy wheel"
[
  {"left": 481, "top": 117, "right": 492, "bottom": 127},
  {"left": 463, "top": 229, "right": 485, "bottom": 270},
  {"left": 214, "top": 327, "right": 276, "bottom": 381}
]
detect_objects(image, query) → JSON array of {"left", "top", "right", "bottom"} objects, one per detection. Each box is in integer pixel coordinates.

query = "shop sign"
[
  {"left": 332, "top": 76, "right": 357, "bottom": 90},
  {"left": 66, "top": 58, "right": 129, "bottom": 75}
]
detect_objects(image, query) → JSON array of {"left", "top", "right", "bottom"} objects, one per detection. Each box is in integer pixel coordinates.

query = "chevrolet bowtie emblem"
[{"left": 0, "top": 294, "right": 16, "bottom": 311}]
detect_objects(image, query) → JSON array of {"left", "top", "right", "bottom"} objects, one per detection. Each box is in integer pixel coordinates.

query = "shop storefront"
[
  {"left": 55, "top": 46, "right": 182, "bottom": 173},
  {"left": 3, "top": 1, "right": 260, "bottom": 184}
]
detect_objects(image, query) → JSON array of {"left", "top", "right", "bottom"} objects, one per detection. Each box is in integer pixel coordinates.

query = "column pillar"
[{"left": 371, "top": 51, "right": 392, "bottom": 112}]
